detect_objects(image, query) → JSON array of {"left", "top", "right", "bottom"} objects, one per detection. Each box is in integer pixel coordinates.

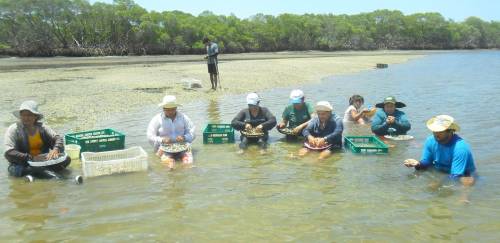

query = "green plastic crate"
[
  {"left": 203, "top": 124, "right": 235, "bottom": 144},
  {"left": 344, "top": 135, "right": 388, "bottom": 154},
  {"left": 65, "top": 129, "right": 125, "bottom": 153}
]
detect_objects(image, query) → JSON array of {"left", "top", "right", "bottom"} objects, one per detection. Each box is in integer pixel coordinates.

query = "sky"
[{"left": 89, "top": 0, "right": 500, "bottom": 22}]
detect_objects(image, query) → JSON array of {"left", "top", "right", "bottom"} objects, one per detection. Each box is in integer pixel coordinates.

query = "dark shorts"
[
  {"left": 208, "top": 64, "right": 218, "bottom": 74},
  {"left": 8, "top": 157, "right": 71, "bottom": 178}
]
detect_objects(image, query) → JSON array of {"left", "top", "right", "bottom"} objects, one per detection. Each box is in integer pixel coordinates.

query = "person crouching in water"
[
  {"left": 343, "top": 94, "right": 373, "bottom": 125},
  {"left": 404, "top": 115, "right": 476, "bottom": 186},
  {"left": 147, "top": 95, "right": 195, "bottom": 169},
  {"left": 299, "top": 101, "right": 343, "bottom": 160},
  {"left": 231, "top": 93, "right": 277, "bottom": 154},
  {"left": 4, "top": 100, "right": 72, "bottom": 182},
  {"left": 371, "top": 96, "right": 411, "bottom": 136},
  {"left": 276, "top": 89, "right": 314, "bottom": 139}
]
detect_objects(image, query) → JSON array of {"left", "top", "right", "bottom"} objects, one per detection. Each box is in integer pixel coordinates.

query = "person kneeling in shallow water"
[
  {"left": 404, "top": 115, "right": 476, "bottom": 193},
  {"left": 4, "top": 101, "right": 75, "bottom": 182},
  {"left": 277, "top": 89, "right": 314, "bottom": 139},
  {"left": 371, "top": 96, "right": 411, "bottom": 136},
  {"left": 231, "top": 93, "right": 277, "bottom": 154},
  {"left": 147, "top": 95, "right": 195, "bottom": 169},
  {"left": 299, "top": 101, "right": 343, "bottom": 160}
]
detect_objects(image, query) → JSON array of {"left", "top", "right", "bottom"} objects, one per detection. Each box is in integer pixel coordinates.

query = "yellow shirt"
[{"left": 28, "top": 131, "right": 43, "bottom": 156}]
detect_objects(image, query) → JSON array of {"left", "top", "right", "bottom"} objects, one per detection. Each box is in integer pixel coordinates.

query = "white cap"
[
  {"left": 289, "top": 89, "right": 304, "bottom": 104},
  {"left": 246, "top": 93, "right": 261, "bottom": 105},
  {"left": 315, "top": 101, "right": 333, "bottom": 112}
]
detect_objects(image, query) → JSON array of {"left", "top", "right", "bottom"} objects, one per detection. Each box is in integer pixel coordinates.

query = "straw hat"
[
  {"left": 158, "top": 95, "right": 181, "bottom": 108},
  {"left": 12, "top": 100, "right": 44, "bottom": 119},
  {"left": 315, "top": 101, "right": 333, "bottom": 112},
  {"left": 289, "top": 89, "right": 304, "bottom": 104},
  {"left": 375, "top": 96, "right": 406, "bottom": 108},
  {"left": 426, "top": 115, "right": 460, "bottom": 132},
  {"left": 246, "top": 92, "right": 261, "bottom": 106}
]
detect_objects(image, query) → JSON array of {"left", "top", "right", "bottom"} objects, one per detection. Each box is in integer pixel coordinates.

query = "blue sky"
[{"left": 89, "top": 0, "right": 499, "bottom": 21}]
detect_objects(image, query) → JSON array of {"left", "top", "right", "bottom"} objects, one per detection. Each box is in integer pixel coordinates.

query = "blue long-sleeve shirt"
[
  {"left": 418, "top": 134, "right": 476, "bottom": 178},
  {"left": 371, "top": 109, "right": 411, "bottom": 136},
  {"left": 302, "top": 114, "right": 343, "bottom": 146}
]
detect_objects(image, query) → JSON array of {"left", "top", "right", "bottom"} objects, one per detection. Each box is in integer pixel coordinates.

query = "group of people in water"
[
  {"left": 3, "top": 89, "right": 476, "bottom": 186},
  {"left": 142, "top": 89, "right": 476, "bottom": 186}
]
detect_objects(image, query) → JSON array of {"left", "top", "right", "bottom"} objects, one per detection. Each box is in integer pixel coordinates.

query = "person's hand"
[
  {"left": 245, "top": 123, "right": 252, "bottom": 130},
  {"left": 404, "top": 159, "right": 420, "bottom": 167},
  {"left": 47, "top": 148, "right": 60, "bottom": 160},
  {"left": 277, "top": 122, "right": 286, "bottom": 129},
  {"left": 292, "top": 126, "right": 302, "bottom": 135},
  {"left": 162, "top": 137, "right": 172, "bottom": 144},
  {"left": 176, "top": 136, "right": 185, "bottom": 143},
  {"left": 308, "top": 136, "right": 316, "bottom": 146},
  {"left": 387, "top": 116, "right": 395, "bottom": 124},
  {"left": 317, "top": 138, "right": 327, "bottom": 147},
  {"left": 255, "top": 125, "right": 263, "bottom": 132}
]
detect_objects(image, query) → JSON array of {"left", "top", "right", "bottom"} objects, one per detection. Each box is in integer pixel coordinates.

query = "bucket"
[{"left": 66, "top": 144, "right": 81, "bottom": 160}]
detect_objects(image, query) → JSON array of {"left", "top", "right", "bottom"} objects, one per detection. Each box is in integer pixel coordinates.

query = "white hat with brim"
[
  {"left": 12, "top": 100, "right": 44, "bottom": 119},
  {"left": 426, "top": 115, "right": 460, "bottom": 132},
  {"left": 158, "top": 95, "right": 182, "bottom": 109},
  {"left": 315, "top": 101, "right": 333, "bottom": 112}
]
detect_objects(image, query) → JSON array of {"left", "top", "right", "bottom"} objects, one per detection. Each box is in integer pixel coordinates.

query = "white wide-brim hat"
[
  {"left": 12, "top": 100, "right": 44, "bottom": 119},
  {"left": 426, "top": 115, "right": 460, "bottom": 132},
  {"left": 315, "top": 101, "right": 333, "bottom": 112},
  {"left": 158, "top": 95, "right": 182, "bottom": 108}
]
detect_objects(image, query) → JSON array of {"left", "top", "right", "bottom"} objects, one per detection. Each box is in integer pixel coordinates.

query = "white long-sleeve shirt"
[{"left": 147, "top": 112, "right": 195, "bottom": 152}]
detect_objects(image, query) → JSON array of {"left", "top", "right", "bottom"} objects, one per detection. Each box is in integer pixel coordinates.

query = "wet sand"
[{"left": 0, "top": 51, "right": 423, "bottom": 130}]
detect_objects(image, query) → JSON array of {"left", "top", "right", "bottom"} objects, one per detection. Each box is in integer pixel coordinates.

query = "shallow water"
[{"left": 1, "top": 51, "right": 500, "bottom": 241}]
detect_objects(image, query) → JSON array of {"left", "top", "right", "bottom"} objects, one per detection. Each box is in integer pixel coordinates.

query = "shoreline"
[
  {"left": 0, "top": 50, "right": 444, "bottom": 71},
  {"left": 0, "top": 51, "right": 426, "bottom": 131}
]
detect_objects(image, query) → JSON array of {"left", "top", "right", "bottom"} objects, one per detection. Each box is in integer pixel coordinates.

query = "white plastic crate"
[{"left": 81, "top": 146, "right": 148, "bottom": 178}]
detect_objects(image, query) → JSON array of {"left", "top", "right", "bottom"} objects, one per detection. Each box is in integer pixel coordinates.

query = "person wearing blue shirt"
[
  {"left": 404, "top": 115, "right": 476, "bottom": 186},
  {"left": 203, "top": 37, "right": 219, "bottom": 90},
  {"left": 371, "top": 96, "right": 411, "bottom": 136},
  {"left": 300, "top": 101, "right": 343, "bottom": 160}
]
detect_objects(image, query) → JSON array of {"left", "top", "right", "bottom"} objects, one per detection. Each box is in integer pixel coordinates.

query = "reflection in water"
[
  {"left": 206, "top": 98, "right": 222, "bottom": 124},
  {"left": 7, "top": 181, "right": 57, "bottom": 234}
]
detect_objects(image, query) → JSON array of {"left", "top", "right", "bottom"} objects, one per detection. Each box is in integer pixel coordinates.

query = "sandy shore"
[{"left": 0, "top": 51, "right": 423, "bottom": 130}]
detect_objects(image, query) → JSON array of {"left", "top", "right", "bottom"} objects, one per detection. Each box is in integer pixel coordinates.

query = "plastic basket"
[
  {"left": 65, "top": 129, "right": 125, "bottom": 153},
  {"left": 344, "top": 136, "right": 388, "bottom": 154},
  {"left": 81, "top": 146, "right": 148, "bottom": 178},
  {"left": 203, "top": 124, "right": 235, "bottom": 144}
]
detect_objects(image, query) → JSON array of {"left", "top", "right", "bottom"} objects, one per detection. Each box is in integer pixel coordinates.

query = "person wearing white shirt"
[{"left": 147, "top": 95, "right": 195, "bottom": 169}]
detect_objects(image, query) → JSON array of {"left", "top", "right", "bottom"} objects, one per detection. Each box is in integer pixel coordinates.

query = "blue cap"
[{"left": 290, "top": 97, "right": 302, "bottom": 104}]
